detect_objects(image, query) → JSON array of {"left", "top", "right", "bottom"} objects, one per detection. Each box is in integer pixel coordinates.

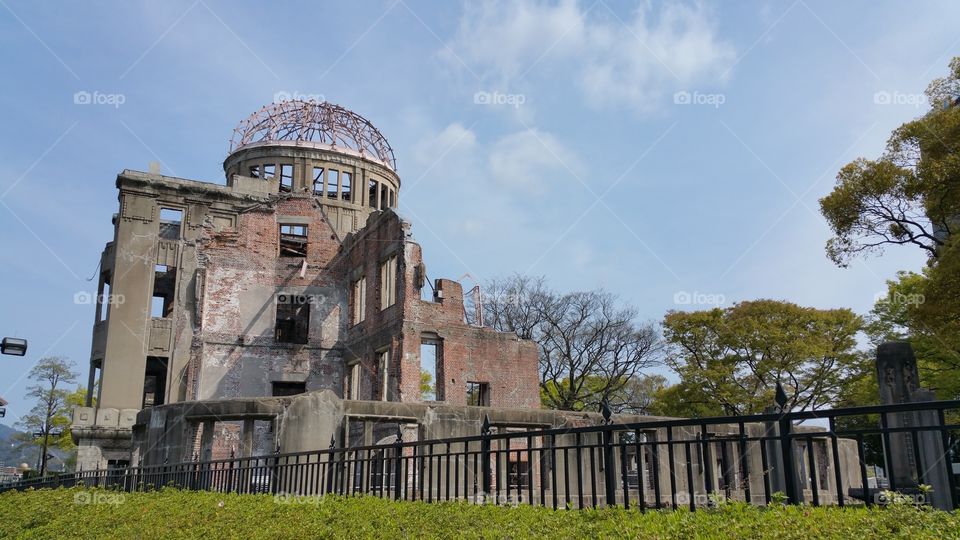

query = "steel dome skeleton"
[{"left": 229, "top": 100, "right": 397, "bottom": 171}]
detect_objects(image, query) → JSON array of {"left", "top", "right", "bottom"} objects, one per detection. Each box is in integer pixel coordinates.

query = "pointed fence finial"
[
  {"left": 775, "top": 382, "right": 789, "bottom": 411},
  {"left": 395, "top": 424, "right": 403, "bottom": 444},
  {"left": 481, "top": 414, "right": 491, "bottom": 435},
  {"left": 600, "top": 399, "right": 613, "bottom": 424}
]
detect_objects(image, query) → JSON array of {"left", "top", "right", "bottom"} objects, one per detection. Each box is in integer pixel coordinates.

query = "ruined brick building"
[{"left": 72, "top": 101, "right": 540, "bottom": 470}]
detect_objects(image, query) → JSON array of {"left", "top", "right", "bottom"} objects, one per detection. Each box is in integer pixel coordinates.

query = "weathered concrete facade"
[{"left": 73, "top": 101, "right": 540, "bottom": 470}]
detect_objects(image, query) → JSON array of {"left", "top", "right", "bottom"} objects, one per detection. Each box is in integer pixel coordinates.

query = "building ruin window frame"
[
  {"left": 376, "top": 348, "right": 390, "bottom": 401},
  {"left": 380, "top": 255, "right": 398, "bottom": 310},
  {"left": 345, "top": 361, "right": 361, "bottom": 400},
  {"left": 341, "top": 171, "right": 352, "bottom": 202},
  {"left": 466, "top": 381, "right": 489, "bottom": 407},
  {"left": 279, "top": 164, "right": 294, "bottom": 192},
  {"left": 262, "top": 163, "right": 276, "bottom": 180},
  {"left": 368, "top": 179, "right": 378, "bottom": 209},
  {"left": 279, "top": 223, "right": 308, "bottom": 258},
  {"left": 159, "top": 207, "right": 184, "bottom": 240},
  {"left": 312, "top": 166, "right": 325, "bottom": 196},
  {"left": 351, "top": 276, "right": 367, "bottom": 325},
  {"left": 327, "top": 169, "right": 340, "bottom": 199},
  {"left": 274, "top": 293, "right": 310, "bottom": 345}
]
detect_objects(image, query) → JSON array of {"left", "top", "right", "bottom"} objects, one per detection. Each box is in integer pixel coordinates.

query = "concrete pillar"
[
  {"left": 200, "top": 421, "right": 215, "bottom": 461},
  {"left": 877, "top": 342, "right": 921, "bottom": 488},
  {"left": 242, "top": 419, "right": 255, "bottom": 458}
]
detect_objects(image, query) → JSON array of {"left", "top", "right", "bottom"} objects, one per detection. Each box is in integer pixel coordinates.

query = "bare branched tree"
[{"left": 484, "top": 275, "right": 663, "bottom": 411}]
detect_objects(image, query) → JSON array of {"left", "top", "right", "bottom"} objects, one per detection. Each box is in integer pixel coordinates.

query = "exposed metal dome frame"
[{"left": 229, "top": 100, "right": 397, "bottom": 170}]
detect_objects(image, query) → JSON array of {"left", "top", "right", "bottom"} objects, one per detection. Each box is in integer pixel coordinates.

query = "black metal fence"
[{"left": 3, "top": 399, "right": 958, "bottom": 511}]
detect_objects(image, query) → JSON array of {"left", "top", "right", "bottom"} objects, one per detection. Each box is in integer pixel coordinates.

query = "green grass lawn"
[{"left": 0, "top": 487, "right": 958, "bottom": 539}]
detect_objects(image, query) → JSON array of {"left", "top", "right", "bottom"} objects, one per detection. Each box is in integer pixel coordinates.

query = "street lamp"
[{"left": 1, "top": 337, "right": 27, "bottom": 356}]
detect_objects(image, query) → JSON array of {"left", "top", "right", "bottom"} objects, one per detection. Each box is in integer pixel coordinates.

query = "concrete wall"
[{"left": 129, "top": 391, "right": 862, "bottom": 508}]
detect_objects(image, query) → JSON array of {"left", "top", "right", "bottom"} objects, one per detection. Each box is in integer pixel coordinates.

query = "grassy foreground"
[{"left": 0, "top": 487, "right": 958, "bottom": 539}]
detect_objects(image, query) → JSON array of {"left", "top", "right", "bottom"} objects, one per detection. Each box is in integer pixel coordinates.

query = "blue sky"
[{"left": 0, "top": 0, "right": 956, "bottom": 426}]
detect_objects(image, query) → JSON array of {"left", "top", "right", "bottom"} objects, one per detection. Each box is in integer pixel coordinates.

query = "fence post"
[
  {"left": 393, "top": 426, "right": 403, "bottom": 500},
  {"left": 775, "top": 383, "right": 799, "bottom": 504},
  {"left": 326, "top": 435, "right": 336, "bottom": 494},
  {"left": 270, "top": 445, "right": 280, "bottom": 495},
  {"left": 600, "top": 400, "right": 617, "bottom": 507},
  {"left": 481, "top": 415, "right": 492, "bottom": 500}
]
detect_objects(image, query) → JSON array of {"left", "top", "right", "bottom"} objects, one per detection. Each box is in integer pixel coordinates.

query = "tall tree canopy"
[
  {"left": 867, "top": 268, "right": 960, "bottom": 400},
  {"left": 15, "top": 356, "right": 78, "bottom": 475},
  {"left": 662, "top": 300, "right": 863, "bottom": 416},
  {"left": 820, "top": 57, "right": 960, "bottom": 267},
  {"left": 484, "top": 275, "right": 663, "bottom": 412}
]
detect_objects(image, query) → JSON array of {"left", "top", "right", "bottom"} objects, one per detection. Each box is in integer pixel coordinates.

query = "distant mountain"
[
  {"left": 0, "top": 424, "right": 35, "bottom": 468},
  {"left": 0, "top": 424, "right": 72, "bottom": 471}
]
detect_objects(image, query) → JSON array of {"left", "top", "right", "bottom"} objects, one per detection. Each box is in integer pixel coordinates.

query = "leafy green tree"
[
  {"left": 14, "top": 356, "right": 78, "bottom": 475},
  {"left": 59, "top": 385, "right": 92, "bottom": 472},
  {"left": 867, "top": 268, "right": 960, "bottom": 400},
  {"left": 648, "top": 381, "right": 725, "bottom": 418},
  {"left": 539, "top": 374, "right": 667, "bottom": 414},
  {"left": 419, "top": 371, "right": 434, "bottom": 400},
  {"left": 819, "top": 57, "right": 960, "bottom": 267},
  {"left": 661, "top": 300, "right": 863, "bottom": 415}
]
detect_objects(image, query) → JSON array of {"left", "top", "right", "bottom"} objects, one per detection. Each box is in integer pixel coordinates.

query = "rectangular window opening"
[
  {"left": 248, "top": 165, "right": 261, "bottom": 178},
  {"left": 312, "top": 167, "right": 325, "bottom": 195},
  {"left": 152, "top": 264, "right": 176, "bottom": 318},
  {"left": 142, "top": 356, "right": 168, "bottom": 408},
  {"left": 351, "top": 277, "right": 367, "bottom": 325},
  {"left": 262, "top": 164, "right": 276, "bottom": 180},
  {"left": 275, "top": 294, "right": 310, "bottom": 344},
  {"left": 380, "top": 255, "right": 397, "bottom": 310},
  {"left": 368, "top": 180, "right": 378, "bottom": 208},
  {"left": 389, "top": 189, "right": 396, "bottom": 208},
  {"left": 159, "top": 208, "right": 183, "bottom": 240},
  {"left": 327, "top": 169, "right": 339, "bottom": 199},
  {"left": 341, "top": 172, "right": 352, "bottom": 202},
  {"left": 420, "top": 338, "right": 441, "bottom": 401},
  {"left": 280, "top": 164, "right": 294, "bottom": 192},
  {"left": 380, "top": 184, "right": 388, "bottom": 210},
  {"left": 279, "top": 224, "right": 308, "bottom": 257},
  {"left": 150, "top": 295, "right": 166, "bottom": 318},
  {"left": 377, "top": 349, "right": 390, "bottom": 401},
  {"left": 98, "top": 275, "right": 112, "bottom": 322},
  {"left": 345, "top": 363, "right": 361, "bottom": 400},
  {"left": 271, "top": 381, "right": 306, "bottom": 397},
  {"left": 466, "top": 381, "right": 489, "bottom": 407}
]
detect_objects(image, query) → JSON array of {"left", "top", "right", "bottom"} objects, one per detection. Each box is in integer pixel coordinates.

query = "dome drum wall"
[{"left": 224, "top": 143, "right": 400, "bottom": 212}]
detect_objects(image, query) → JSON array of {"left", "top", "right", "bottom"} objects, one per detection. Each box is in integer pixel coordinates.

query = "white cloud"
[
  {"left": 443, "top": 0, "right": 736, "bottom": 112},
  {"left": 489, "top": 129, "right": 576, "bottom": 193},
  {"left": 413, "top": 122, "right": 478, "bottom": 166}
]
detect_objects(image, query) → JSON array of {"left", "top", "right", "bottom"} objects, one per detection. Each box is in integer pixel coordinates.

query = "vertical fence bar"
[
  {"left": 856, "top": 435, "right": 871, "bottom": 507},
  {"left": 737, "top": 422, "right": 751, "bottom": 504},
  {"left": 684, "top": 441, "right": 696, "bottom": 511},
  {"left": 602, "top": 427, "right": 616, "bottom": 507},
  {"left": 550, "top": 434, "right": 558, "bottom": 510},
  {"left": 937, "top": 409, "right": 958, "bottom": 509},
  {"left": 700, "top": 427, "right": 714, "bottom": 504},
  {"left": 828, "top": 417, "right": 845, "bottom": 507},
  {"left": 806, "top": 437, "right": 820, "bottom": 506},
  {"left": 618, "top": 437, "right": 629, "bottom": 509},
  {"left": 879, "top": 413, "right": 897, "bottom": 493},
  {"left": 667, "top": 427, "right": 677, "bottom": 509},
  {"left": 634, "top": 430, "right": 645, "bottom": 511},
  {"left": 777, "top": 412, "right": 798, "bottom": 504}
]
